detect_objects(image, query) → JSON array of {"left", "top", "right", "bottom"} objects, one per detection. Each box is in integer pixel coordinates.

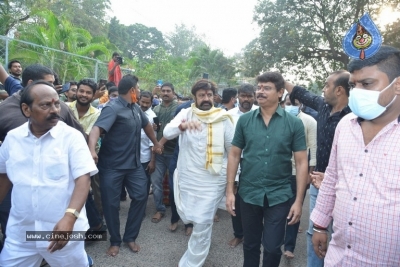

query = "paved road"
[{"left": 86, "top": 191, "right": 310, "bottom": 267}]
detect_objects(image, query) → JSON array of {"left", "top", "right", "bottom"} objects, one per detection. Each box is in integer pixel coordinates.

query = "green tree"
[
  {"left": 166, "top": 24, "right": 207, "bottom": 59},
  {"left": 136, "top": 48, "right": 193, "bottom": 95},
  {"left": 126, "top": 23, "right": 165, "bottom": 62},
  {"left": 0, "top": 0, "right": 110, "bottom": 36},
  {"left": 0, "top": 0, "right": 49, "bottom": 35},
  {"left": 247, "top": 0, "right": 400, "bottom": 82},
  {"left": 241, "top": 39, "right": 266, "bottom": 77},
  {"left": 107, "top": 20, "right": 166, "bottom": 62},
  {"left": 48, "top": 0, "right": 111, "bottom": 37},
  {"left": 107, "top": 17, "right": 130, "bottom": 57},
  {"left": 189, "top": 46, "right": 237, "bottom": 84},
  {"left": 12, "top": 10, "right": 109, "bottom": 81}
]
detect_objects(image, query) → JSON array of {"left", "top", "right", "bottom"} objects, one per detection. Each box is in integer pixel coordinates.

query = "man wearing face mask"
[
  {"left": 88, "top": 74, "right": 163, "bottom": 257},
  {"left": 284, "top": 70, "right": 351, "bottom": 267},
  {"left": 226, "top": 83, "right": 258, "bottom": 248},
  {"left": 283, "top": 94, "right": 316, "bottom": 259},
  {"left": 311, "top": 45, "right": 400, "bottom": 266}
]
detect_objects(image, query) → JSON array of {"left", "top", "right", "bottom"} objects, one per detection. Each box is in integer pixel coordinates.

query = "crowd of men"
[{"left": 0, "top": 45, "right": 399, "bottom": 267}]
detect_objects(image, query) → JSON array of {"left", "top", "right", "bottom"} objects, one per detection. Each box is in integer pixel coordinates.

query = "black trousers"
[
  {"left": 98, "top": 166, "right": 148, "bottom": 246},
  {"left": 284, "top": 175, "right": 307, "bottom": 252},
  {"left": 240, "top": 196, "right": 290, "bottom": 267}
]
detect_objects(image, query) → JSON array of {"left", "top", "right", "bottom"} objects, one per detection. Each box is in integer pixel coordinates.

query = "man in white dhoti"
[{"left": 164, "top": 79, "right": 234, "bottom": 267}]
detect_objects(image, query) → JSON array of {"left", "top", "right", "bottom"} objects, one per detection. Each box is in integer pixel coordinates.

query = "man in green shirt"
[
  {"left": 150, "top": 82, "right": 179, "bottom": 223},
  {"left": 226, "top": 72, "right": 309, "bottom": 267}
]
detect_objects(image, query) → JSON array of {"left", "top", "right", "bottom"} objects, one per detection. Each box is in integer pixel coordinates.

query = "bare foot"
[
  {"left": 126, "top": 242, "right": 140, "bottom": 253},
  {"left": 169, "top": 222, "right": 178, "bottom": 232},
  {"left": 284, "top": 251, "right": 295, "bottom": 259},
  {"left": 214, "top": 214, "right": 219, "bottom": 222},
  {"left": 106, "top": 246, "right": 120, "bottom": 257},
  {"left": 185, "top": 227, "right": 193, "bottom": 236},
  {"left": 228, "top": 237, "right": 243, "bottom": 248}
]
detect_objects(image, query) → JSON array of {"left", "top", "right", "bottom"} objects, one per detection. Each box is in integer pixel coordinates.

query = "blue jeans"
[
  {"left": 150, "top": 153, "right": 172, "bottom": 213},
  {"left": 98, "top": 167, "right": 148, "bottom": 246},
  {"left": 307, "top": 185, "right": 324, "bottom": 267}
]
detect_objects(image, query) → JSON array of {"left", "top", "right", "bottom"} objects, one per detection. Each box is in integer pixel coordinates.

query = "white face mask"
[
  {"left": 285, "top": 105, "right": 300, "bottom": 116},
  {"left": 349, "top": 82, "right": 397, "bottom": 120}
]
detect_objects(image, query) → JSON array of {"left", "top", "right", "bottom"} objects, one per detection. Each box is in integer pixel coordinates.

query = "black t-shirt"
[
  {"left": 95, "top": 96, "right": 149, "bottom": 170},
  {"left": 291, "top": 86, "right": 351, "bottom": 172}
]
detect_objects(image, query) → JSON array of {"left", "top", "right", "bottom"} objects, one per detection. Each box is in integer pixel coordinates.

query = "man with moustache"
[
  {"left": 0, "top": 81, "right": 97, "bottom": 266},
  {"left": 0, "top": 64, "right": 84, "bottom": 252},
  {"left": 150, "top": 82, "right": 179, "bottom": 223},
  {"left": 164, "top": 79, "right": 234, "bottom": 267},
  {"left": 226, "top": 83, "right": 258, "bottom": 248},
  {"left": 311, "top": 45, "right": 400, "bottom": 266},
  {"left": 226, "top": 72, "right": 308, "bottom": 267}
]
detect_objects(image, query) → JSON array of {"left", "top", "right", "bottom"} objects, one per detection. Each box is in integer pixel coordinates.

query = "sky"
[{"left": 109, "top": 0, "right": 260, "bottom": 56}]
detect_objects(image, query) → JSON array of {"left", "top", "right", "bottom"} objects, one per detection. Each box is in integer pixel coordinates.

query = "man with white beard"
[{"left": 164, "top": 79, "right": 234, "bottom": 267}]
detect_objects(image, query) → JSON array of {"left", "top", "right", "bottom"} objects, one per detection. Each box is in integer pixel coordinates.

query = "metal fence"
[{"left": 0, "top": 35, "right": 132, "bottom": 84}]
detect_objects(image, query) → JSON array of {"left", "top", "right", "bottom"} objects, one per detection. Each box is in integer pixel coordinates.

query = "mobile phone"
[
  {"left": 203, "top": 73, "right": 209, "bottom": 79},
  {"left": 153, "top": 117, "right": 160, "bottom": 131},
  {"left": 99, "top": 79, "right": 107, "bottom": 85},
  {"left": 156, "top": 80, "right": 163, "bottom": 87},
  {"left": 61, "top": 82, "right": 70, "bottom": 93}
]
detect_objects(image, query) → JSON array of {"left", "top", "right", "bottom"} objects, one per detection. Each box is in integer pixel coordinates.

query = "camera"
[{"left": 116, "top": 56, "right": 123, "bottom": 65}]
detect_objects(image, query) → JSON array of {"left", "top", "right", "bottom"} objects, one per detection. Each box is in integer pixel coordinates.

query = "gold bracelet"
[{"left": 227, "top": 181, "right": 235, "bottom": 183}]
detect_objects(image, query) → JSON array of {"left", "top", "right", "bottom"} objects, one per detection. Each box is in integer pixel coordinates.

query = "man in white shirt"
[
  {"left": 283, "top": 93, "right": 317, "bottom": 259},
  {"left": 0, "top": 81, "right": 98, "bottom": 267},
  {"left": 138, "top": 91, "right": 157, "bottom": 193},
  {"left": 164, "top": 79, "right": 234, "bottom": 267},
  {"left": 226, "top": 83, "right": 258, "bottom": 248}
]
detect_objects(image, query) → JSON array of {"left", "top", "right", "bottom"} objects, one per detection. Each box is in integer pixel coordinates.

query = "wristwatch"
[{"left": 65, "top": 208, "right": 80, "bottom": 219}]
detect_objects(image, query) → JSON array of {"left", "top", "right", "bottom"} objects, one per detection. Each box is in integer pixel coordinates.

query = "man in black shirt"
[
  {"left": 284, "top": 71, "right": 351, "bottom": 267},
  {"left": 88, "top": 75, "right": 162, "bottom": 257}
]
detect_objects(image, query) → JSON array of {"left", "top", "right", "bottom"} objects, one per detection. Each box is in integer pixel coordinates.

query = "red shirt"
[{"left": 108, "top": 60, "right": 122, "bottom": 86}]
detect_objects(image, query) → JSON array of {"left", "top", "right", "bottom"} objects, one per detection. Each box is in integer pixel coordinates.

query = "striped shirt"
[{"left": 311, "top": 113, "right": 400, "bottom": 266}]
